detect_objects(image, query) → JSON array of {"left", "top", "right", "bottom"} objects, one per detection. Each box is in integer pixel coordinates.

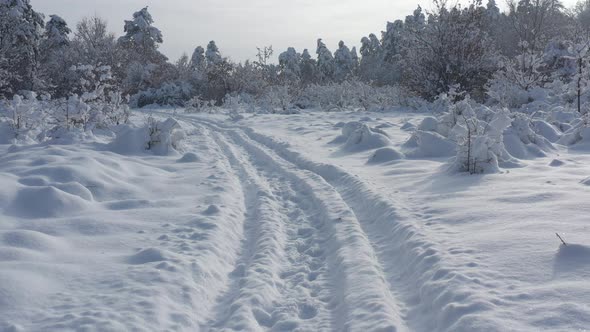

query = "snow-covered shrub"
[
  {"left": 184, "top": 95, "right": 216, "bottom": 113},
  {"left": 402, "top": 130, "right": 457, "bottom": 158},
  {"left": 109, "top": 116, "right": 185, "bottom": 155},
  {"left": 449, "top": 109, "right": 512, "bottom": 174},
  {"left": 557, "top": 112, "right": 590, "bottom": 147},
  {"left": 294, "top": 81, "right": 403, "bottom": 111},
  {"left": 132, "top": 81, "right": 193, "bottom": 108},
  {"left": 503, "top": 113, "right": 554, "bottom": 159},
  {"left": 0, "top": 93, "right": 45, "bottom": 142},
  {"left": 330, "top": 121, "right": 392, "bottom": 152},
  {"left": 341, "top": 123, "right": 392, "bottom": 152}
]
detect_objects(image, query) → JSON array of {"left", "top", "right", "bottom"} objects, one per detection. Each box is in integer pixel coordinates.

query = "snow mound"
[
  {"left": 580, "top": 177, "right": 590, "bottom": 186},
  {"left": 127, "top": 247, "right": 175, "bottom": 265},
  {"left": 7, "top": 186, "right": 89, "bottom": 219},
  {"left": 558, "top": 124, "right": 590, "bottom": 148},
  {"left": 417, "top": 116, "right": 439, "bottom": 132},
  {"left": 177, "top": 152, "right": 200, "bottom": 163},
  {"left": 549, "top": 159, "right": 565, "bottom": 167},
  {"left": 109, "top": 117, "right": 185, "bottom": 155},
  {"left": 367, "top": 147, "right": 404, "bottom": 164},
  {"left": 341, "top": 123, "right": 392, "bottom": 152},
  {"left": 554, "top": 244, "right": 590, "bottom": 275},
  {"left": 403, "top": 130, "right": 456, "bottom": 158},
  {"left": 400, "top": 122, "right": 415, "bottom": 131},
  {"left": 202, "top": 204, "right": 221, "bottom": 215},
  {"left": 1, "top": 230, "right": 65, "bottom": 252},
  {"left": 503, "top": 116, "right": 555, "bottom": 159}
]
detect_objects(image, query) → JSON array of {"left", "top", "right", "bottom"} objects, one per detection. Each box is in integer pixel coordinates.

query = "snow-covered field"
[{"left": 1, "top": 109, "right": 589, "bottom": 331}]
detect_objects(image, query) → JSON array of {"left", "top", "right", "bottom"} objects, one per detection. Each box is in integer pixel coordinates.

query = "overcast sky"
[{"left": 32, "top": 0, "right": 579, "bottom": 63}]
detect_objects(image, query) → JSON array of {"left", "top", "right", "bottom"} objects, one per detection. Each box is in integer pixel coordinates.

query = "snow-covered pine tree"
[
  {"left": 205, "top": 41, "right": 222, "bottom": 66},
  {"left": 190, "top": 46, "right": 206, "bottom": 71},
  {"left": 350, "top": 46, "right": 359, "bottom": 75},
  {"left": 40, "top": 15, "right": 72, "bottom": 98},
  {"left": 316, "top": 39, "right": 335, "bottom": 83},
  {"left": 359, "top": 33, "right": 384, "bottom": 83},
  {"left": 333, "top": 41, "right": 354, "bottom": 82},
  {"left": 278, "top": 47, "right": 302, "bottom": 83},
  {"left": 300, "top": 49, "right": 317, "bottom": 85},
  {"left": 118, "top": 7, "right": 166, "bottom": 64}
]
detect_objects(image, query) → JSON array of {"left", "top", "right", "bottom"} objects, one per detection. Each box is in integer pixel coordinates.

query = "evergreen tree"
[
  {"left": 278, "top": 47, "right": 301, "bottom": 82},
  {"left": 40, "top": 15, "right": 72, "bottom": 97},
  {"left": 333, "top": 41, "right": 354, "bottom": 82},
  {"left": 118, "top": 7, "right": 166, "bottom": 64},
  {"left": 316, "top": 39, "right": 335, "bottom": 82},
  {"left": 300, "top": 48, "right": 317, "bottom": 85}
]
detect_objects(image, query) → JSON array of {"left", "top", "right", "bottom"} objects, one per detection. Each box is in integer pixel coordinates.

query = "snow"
[{"left": 1, "top": 108, "right": 590, "bottom": 331}]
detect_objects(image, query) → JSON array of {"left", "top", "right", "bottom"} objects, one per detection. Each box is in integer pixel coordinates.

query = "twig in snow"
[{"left": 556, "top": 233, "right": 567, "bottom": 246}]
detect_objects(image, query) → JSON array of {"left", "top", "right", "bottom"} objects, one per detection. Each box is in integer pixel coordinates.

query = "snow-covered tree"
[
  {"left": 333, "top": 41, "right": 354, "bottom": 82},
  {"left": 118, "top": 7, "right": 166, "bottom": 64},
  {"left": 206, "top": 40, "right": 222, "bottom": 65},
  {"left": 71, "top": 15, "right": 119, "bottom": 68},
  {"left": 190, "top": 46, "right": 205, "bottom": 71},
  {"left": 401, "top": 1, "right": 498, "bottom": 101},
  {"left": 507, "top": 0, "right": 567, "bottom": 53},
  {"left": 40, "top": 15, "right": 72, "bottom": 98},
  {"left": 451, "top": 103, "right": 512, "bottom": 174},
  {"left": 278, "top": 47, "right": 301, "bottom": 82},
  {"left": 359, "top": 33, "right": 384, "bottom": 83},
  {"left": 350, "top": 46, "right": 359, "bottom": 74},
  {"left": 0, "top": 0, "right": 45, "bottom": 97},
  {"left": 204, "top": 41, "right": 232, "bottom": 104},
  {"left": 300, "top": 49, "right": 317, "bottom": 85},
  {"left": 316, "top": 39, "right": 335, "bottom": 82},
  {"left": 42, "top": 15, "right": 70, "bottom": 50}
]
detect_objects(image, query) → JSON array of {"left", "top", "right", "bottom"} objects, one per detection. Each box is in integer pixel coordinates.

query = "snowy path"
[
  {"left": 192, "top": 120, "right": 406, "bottom": 331},
  {"left": 166, "top": 114, "right": 509, "bottom": 331}
]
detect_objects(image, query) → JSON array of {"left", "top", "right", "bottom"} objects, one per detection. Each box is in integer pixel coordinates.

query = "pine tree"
[
  {"left": 300, "top": 49, "right": 317, "bottom": 85},
  {"left": 333, "top": 41, "right": 354, "bottom": 82},
  {"left": 40, "top": 15, "right": 72, "bottom": 97},
  {"left": 316, "top": 39, "right": 335, "bottom": 82},
  {"left": 118, "top": 7, "right": 166, "bottom": 64},
  {"left": 190, "top": 46, "right": 205, "bottom": 71},
  {"left": 278, "top": 47, "right": 301, "bottom": 82},
  {"left": 205, "top": 41, "right": 222, "bottom": 65}
]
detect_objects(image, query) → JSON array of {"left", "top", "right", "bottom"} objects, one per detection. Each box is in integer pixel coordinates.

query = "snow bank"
[{"left": 7, "top": 186, "right": 90, "bottom": 219}]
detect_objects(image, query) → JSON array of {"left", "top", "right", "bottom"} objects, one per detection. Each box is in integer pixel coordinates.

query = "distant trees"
[
  {"left": 0, "top": 0, "right": 587, "bottom": 110},
  {"left": 401, "top": 0, "right": 498, "bottom": 101}
]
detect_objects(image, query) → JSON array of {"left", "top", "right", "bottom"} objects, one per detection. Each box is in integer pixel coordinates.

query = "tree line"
[{"left": 2, "top": 0, "right": 590, "bottom": 109}]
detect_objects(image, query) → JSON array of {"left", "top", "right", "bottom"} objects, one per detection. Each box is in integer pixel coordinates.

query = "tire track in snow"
[
  {"left": 189, "top": 119, "right": 407, "bottom": 331},
  {"left": 209, "top": 128, "right": 338, "bottom": 331},
  {"left": 202, "top": 126, "right": 289, "bottom": 331},
  {"left": 184, "top": 115, "right": 505, "bottom": 332}
]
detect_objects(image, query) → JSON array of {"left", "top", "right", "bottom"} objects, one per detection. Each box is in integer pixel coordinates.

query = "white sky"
[{"left": 32, "top": 0, "right": 579, "bottom": 63}]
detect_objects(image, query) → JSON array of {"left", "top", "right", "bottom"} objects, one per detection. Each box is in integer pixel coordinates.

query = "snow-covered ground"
[{"left": 1, "top": 109, "right": 589, "bottom": 331}]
